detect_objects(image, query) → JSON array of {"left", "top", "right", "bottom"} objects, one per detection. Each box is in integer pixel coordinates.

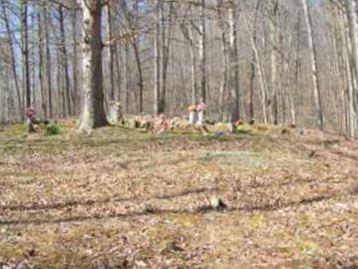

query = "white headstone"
[
  {"left": 197, "top": 111, "right": 204, "bottom": 126},
  {"left": 189, "top": 111, "right": 196, "bottom": 125}
]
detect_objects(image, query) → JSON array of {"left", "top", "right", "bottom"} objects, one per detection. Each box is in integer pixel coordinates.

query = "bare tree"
[
  {"left": 153, "top": 0, "right": 161, "bottom": 115},
  {"left": 344, "top": 0, "right": 358, "bottom": 137},
  {"left": 38, "top": 11, "right": 47, "bottom": 117},
  {"left": 59, "top": 5, "right": 72, "bottom": 117},
  {"left": 21, "top": 0, "right": 31, "bottom": 108},
  {"left": 199, "top": 0, "right": 207, "bottom": 103},
  {"left": 1, "top": 0, "right": 23, "bottom": 120},
  {"left": 229, "top": 0, "right": 240, "bottom": 121},
  {"left": 44, "top": 1, "right": 53, "bottom": 118},
  {"left": 301, "top": 0, "right": 324, "bottom": 129}
]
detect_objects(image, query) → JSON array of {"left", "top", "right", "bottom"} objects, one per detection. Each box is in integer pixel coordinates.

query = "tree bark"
[
  {"left": 44, "top": 2, "right": 53, "bottom": 118},
  {"left": 269, "top": 0, "right": 279, "bottom": 124},
  {"left": 21, "top": 0, "right": 31, "bottom": 108},
  {"left": 245, "top": 4, "right": 268, "bottom": 123},
  {"left": 159, "top": 2, "right": 173, "bottom": 113},
  {"left": 345, "top": 0, "right": 358, "bottom": 137},
  {"left": 219, "top": 30, "right": 229, "bottom": 120},
  {"left": 59, "top": 5, "right": 72, "bottom": 117},
  {"left": 249, "top": 54, "right": 255, "bottom": 121},
  {"left": 107, "top": 4, "right": 116, "bottom": 101},
  {"left": 72, "top": 4, "right": 79, "bottom": 115},
  {"left": 132, "top": 43, "right": 144, "bottom": 113},
  {"left": 1, "top": 0, "right": 24, "bottom": 120},
  {"left": 180, "top": 17, "right": 197, "bottom": 105},
  {"left": 199, "top": 0, "right": 207, "bottom": 102},
  {"left": 301, "top": 0, "right": 324, "bottom": 129},
  {"left": 123, "top": 43, "right": 129, "bottom": 113},
  {"left": 229, "top": 1, "right": 240, "bottom": 122},
  {"left": 154, "top": 0, "right": 161, "bottom": 115},
  {"left": 77, "top": 0, "right": 108, "bottom": 133},
  {"left": 38, "top": 12, "right": 47, "bottom": 117}
]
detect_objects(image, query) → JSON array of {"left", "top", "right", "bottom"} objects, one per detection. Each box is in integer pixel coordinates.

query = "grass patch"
[
  {"left": 236, "top": 124, "right": 258, "bottom": 135},
  {"left": 198, "top": 151, "right": 265, "bottom": 169}
]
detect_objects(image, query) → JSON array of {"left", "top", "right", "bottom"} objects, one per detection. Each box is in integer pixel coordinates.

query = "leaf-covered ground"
[{"left": 0, "top": 123, "right": 357, "bottom": 268}]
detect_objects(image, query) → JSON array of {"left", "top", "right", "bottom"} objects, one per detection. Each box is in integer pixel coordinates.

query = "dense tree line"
[{"left": 0, "top": 0, "right": 357, "bottom": 137}]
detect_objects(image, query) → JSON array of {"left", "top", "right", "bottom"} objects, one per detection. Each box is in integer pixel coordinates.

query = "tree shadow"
[
  {"left": 0, "top": 187, "right": 217, "bottom": 212},
  {"left": 0, "top": 193, "right": 341, "bottom": 226}
]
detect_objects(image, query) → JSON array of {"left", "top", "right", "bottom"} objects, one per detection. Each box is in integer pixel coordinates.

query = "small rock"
[
  {"left": 209, "top": 197, "right": 228, "bottom": 211},
  {"left": 135, "top": 260, "right": 147, "bottom": 267},
  {"left": 144, "top": 204, "right": 156, "bottom": 214},
  {"left": 15, "top": 260, "right": 33, "bottom": 269}
]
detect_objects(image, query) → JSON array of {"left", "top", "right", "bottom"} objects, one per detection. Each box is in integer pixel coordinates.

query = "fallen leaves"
[{"left": 0, "top": 123, "right": 357, "bottom": 268}]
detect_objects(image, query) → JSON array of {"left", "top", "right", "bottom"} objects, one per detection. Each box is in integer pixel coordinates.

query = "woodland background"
[{"left": 0, "top": 0, "right": 357, "bottom": 136}]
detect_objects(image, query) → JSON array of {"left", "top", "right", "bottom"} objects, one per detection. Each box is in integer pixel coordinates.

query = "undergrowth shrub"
[{"left": 46, "top": 123, "right": 62, "bottom": 136}]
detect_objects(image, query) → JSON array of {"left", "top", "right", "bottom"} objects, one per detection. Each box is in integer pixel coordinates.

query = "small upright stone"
[
  {"left": 188, "top": 105, "right": 197, "bottom": 125},
  {"left": 196, "top": 101, "right": 207, "bottom": 126},
  {"left": 210, "top": 196, "right": 228, "bottom": 211}
]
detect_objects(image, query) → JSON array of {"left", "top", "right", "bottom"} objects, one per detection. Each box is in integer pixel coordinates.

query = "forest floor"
[{"left": 0, "top": 122, "right": 357, "bottom": 269}]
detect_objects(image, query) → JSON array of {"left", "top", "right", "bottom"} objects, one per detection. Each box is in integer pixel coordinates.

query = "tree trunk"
[
  {"left": 21, "top": 0, "right": 31, "bottom": 108},
  {"left": 132, "top": 43, "right": 144, "bottom": 113},
  {"left": 1, "top": 0, "right": 23, "bottom": 120},
  {"left": 249, "top": 54, "right": 255, "bottom": 121},
  {"left": 124, "top": 43, "right": 129, "bottom": 113},
  {"left": 31, "top": 14, "right": 37, "bottom": 109},
  {"left": 107, "top": 4, "right": 116, "bottom": 101},
  {"left": 44, "top": 2, "right": 53, "bottom": 118},
  {"left": 72, "top": 5, "right": 79, "bottom": 115},
  {"left": 56, "top": 43, "right": 65, "bottom": 117},
  {"left": 180, "top": 20, "right": 198, "bottom": 106},
  {"left": 190, "top": 43, "right": 198, "bottom": 106},
  {"left": 229, "top": 2, "right": 240, "bottom": 122},
  {"left": 245, "top": 0, "right": 268, "bottom": 123},
  {"left": 154, "top": 0, "right": 161, "bottom": 115},
  {"left": 301, "top": 0, "right": 323, "bottom": 129},
  {"left": 59, "top": 5, "right": 72, "bottom": 117},
  {"left": 345, "top": 0, "right": 358, "bottom": 137},
  {"left": 132, "top": 0, "right": 143, "bottom": 113},
  {"left": 160, "top": 2, "right": 173, "bottom": 113},
  {"left": 38, "top": 12, "right": 47, "bottom": 117},
  {"left": 77, "top": 0, "right": 108, "bottom": 133},
  {"left": 269, "top": 0, "right": 279, "bottom": 124},
  {"left": 247, "top": 23, "right": 268, "bottom": 123},
  {"left": 114, "top": 44, "right": 121, "bottom": 104},
  {"left": 199, "top": 0, "right": 207, "bottom": 102},
  {"left": 219, "top": 30, "right": 229, "bottom": 120}
]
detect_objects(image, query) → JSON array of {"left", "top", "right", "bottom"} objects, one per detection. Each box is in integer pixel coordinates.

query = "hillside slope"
[{"left": 0, "top": 124, "right": 357, "bottom": 269}]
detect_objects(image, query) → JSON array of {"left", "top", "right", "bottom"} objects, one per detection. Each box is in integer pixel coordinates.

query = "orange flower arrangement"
[{"left": 188, "top": 105, "right": 197, "bottom": 112}]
